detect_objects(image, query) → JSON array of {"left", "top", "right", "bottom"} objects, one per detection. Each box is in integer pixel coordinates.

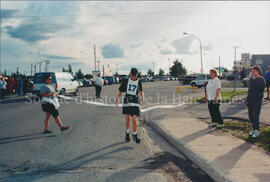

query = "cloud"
[
  {"left": 101, "top": 44, "right": 125, "bottom": 59},
  {"left": 44, "top": 54, "right": 74, "bottom": 60},
  {"left": 4, "top": 18, "right": 68, "bottom": 43},
  {"left": 160, "top": 48, "right": 173, "bottom": 55},
  {"left": 202, "top": 42, "right": 213, "bottom": 51},
  {"left": 1, "top": 9, "right": 19, "bottom": 18},
  {"left": 171, "top": 37, "right": 195, "bottom": 54}
]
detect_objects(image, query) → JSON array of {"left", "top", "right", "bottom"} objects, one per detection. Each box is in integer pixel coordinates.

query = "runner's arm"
[
  {"left": 115, "top": 91, "right": 122, "bottom": 106},
  {"left": 139, "top": 91, "right": 144, "bottom": 104}
]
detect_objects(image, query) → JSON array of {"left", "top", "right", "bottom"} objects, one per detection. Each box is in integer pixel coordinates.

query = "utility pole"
[
  {"left": 34, "top": 65, "right": 37, "bottom": 75},
  {"left": 16, "top": 67, "right": 19, "bottom": 76},
  {"left": 38, "top": 62, "right": 42, "bottom": 73},
  {"left": 233, "top": 46, "right": 239, "bottom": 92},
  {"left": 31, "top": 64, "right": 33, "bottom": 76},
  {"left": 152, "top": 62, "right": 155, "bottom": 75},
  {"left": 218, "top": 56, "right": 221, "bottom": 76},
  {"left": 116, "top": 63, "right": 119, "bottom": 74},
  {"left": 102, "top": 65, "right": 105, "bottom": 76},
  {"left": 94, "top": 44, "right": 97, "bottom": 71},
  {"left": 97, "top": 60, "right": 100, "bottom": 71},
  {"left": 168, "top": 58, "right": 171, "bottom": 75}
]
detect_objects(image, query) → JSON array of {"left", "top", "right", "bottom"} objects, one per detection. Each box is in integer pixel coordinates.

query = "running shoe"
[
  {"left": 43, "top": 130, "right": 53, "bottom": 134},
  {"left": 249, "top": 130, "right": 254, "bottom": 136},
  {"left": 251, "top": 130, "right": 260, "bottom": 138},
  {"left": 125, "top": 132, "right": 130, "bottom": 142},
  {"left": 216, "top": 124, "right": 224, "bottom": 128},
  {"left": 132, "top": 134, "right": 140, "bottom": 144},
  {"left": 61, "top": 126, "right": 70, "bottom": 131},
  {"left": 209, "top": 122, "right": 217, "bottom": 127}
]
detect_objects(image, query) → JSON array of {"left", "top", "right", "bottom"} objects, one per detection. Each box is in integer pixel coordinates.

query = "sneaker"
[
  {"left": 125, "top": 132, "right": 130, "bottom": 142},
  {"left": 249, "top": 130, "right": 255, "bottom": 136},
  {"left": 217, "top": 124, "right": 224, "bottom": 128},
  {"left": 43, "top": 130, "right": 53, "bottom": 134},
  {"left": 251, "top": 130, "right": 260, "bottom": 138},
  {"left": 132, "top": 134, "right": 141, "bottom": 144},
  {"left": 61, "top": 126, "right": 70, "bottom": 131},
  {"left": 209, "top": 122, "right": 217, "bottom": 127}
]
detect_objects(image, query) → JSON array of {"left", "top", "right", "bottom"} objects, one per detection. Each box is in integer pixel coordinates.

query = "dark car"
[
  {"left": 178, "top": 75, "right": 197, "bottom": 85},
  {"left": 103, "top": 76, "right": 115, "bottom": 85}
]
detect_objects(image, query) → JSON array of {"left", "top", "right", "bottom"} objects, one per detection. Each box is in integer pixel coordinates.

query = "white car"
[
  {"left": 32, "top": 72, "right": 79, "bottom": 96},
  {"left": 190, "top": 74, "right": 211, "bottom": 87}
]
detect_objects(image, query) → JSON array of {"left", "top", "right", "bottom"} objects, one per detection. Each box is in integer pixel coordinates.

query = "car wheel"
[
  {"left": 60, "top": 88, "right": 65, "bottom": 95},
  {"left": 191, "top": 83, "right": 196, "bottom": 87},
  {"left": 74, "top": 87, "right": 79, "bottom": 96}
]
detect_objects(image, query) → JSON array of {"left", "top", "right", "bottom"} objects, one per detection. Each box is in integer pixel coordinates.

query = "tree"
[
  {"left": 68, "top": 64, "right": 73, "bottom": 74},
  {"left": 170, "top": 59, "right": 187, "bottom": 77},
  {"left": 84, "top": 74, "right": 92, "bottom": 79},
  {"left": 75, "top": 69, "right": 84, "bottom": 80},
  {"left": 62, "top": 67, "right": 67, "bottom": 72},
  {"left": 114, "top": 72, "right": 119, "bottom": 76},
  {"left": 147, "top": 69, "right": 154, "bottom": 76},
  {"left": 159, "top": 68, "right": 164, "bottom": 76}
]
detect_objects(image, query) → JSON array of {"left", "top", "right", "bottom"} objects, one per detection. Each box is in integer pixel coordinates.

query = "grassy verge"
[
  {"left": 220, "top": 120, "right": 270, "bottom": 152},
  {"left": 189, "top": 90, "right": 248, "bottom": 103}
]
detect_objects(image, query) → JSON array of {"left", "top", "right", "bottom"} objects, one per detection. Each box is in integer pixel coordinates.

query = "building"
[{"left": 251, "top": 54, "right": 270, "bottom": 77}]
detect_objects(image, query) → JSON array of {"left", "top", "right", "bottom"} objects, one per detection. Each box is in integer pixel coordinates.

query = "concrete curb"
[{"left": 145, "top": 119, "right": 236, "bottom": 182}]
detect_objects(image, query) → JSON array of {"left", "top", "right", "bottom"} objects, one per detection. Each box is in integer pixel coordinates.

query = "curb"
[{"left": 145, "top": 119, "right": 236, "bottom": 182}]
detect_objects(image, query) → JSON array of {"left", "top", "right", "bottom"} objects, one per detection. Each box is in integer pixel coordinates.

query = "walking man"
[
  {"left": 115, "top": 68, "right": 145, "bottom": 144},
  {"left": 92, "top": 74, "right": 103, "bottom": 99},
  {"left": 265, "top": 65, "right": 270, "bottom": 100}
]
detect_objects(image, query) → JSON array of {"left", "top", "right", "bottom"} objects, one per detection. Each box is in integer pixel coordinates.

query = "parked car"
[
  {"left": 32, "top": 72, "right": 79, "bottom": 96},
  {"left": 190, "top": 74, "right": 210, "bottom": 87},
  {"left": 103, "top": 76, "right": 115, "bottom": 85},
  {"left": 179, "top": 75, "right": 197, "bottom": 85},
  {"left": 242, "top": 73, "right": 251, "bottom": 87}
]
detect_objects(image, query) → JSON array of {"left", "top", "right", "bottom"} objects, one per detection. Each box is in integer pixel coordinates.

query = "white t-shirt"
[
  {"left": 93, "top": 77, "right": 103, "bottom": 86},
  {"left": 206, "top": 77, "right": 221, "bottom": 100}
]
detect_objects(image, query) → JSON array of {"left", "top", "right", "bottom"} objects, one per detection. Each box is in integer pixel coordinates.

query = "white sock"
[
  {"left": 126, "top": 129, "right": 130, "bottom": 133},
  {"left": 133, "top": 132, "right": 137, "bottom": 135}
]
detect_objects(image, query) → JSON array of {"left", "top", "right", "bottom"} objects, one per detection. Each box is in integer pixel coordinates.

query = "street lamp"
[{"left": 183, "top": 32, "right": 203, "bottom": 73}]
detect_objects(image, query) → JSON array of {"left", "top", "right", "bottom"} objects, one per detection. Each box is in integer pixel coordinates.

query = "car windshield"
[{"left": 33, "top": 73, "right": 56, "bottom": 84}]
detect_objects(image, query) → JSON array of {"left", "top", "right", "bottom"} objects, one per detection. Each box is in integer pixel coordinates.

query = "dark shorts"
[
  {"left": 266, "top": 81, "right": 270, "bottom": 87},
  {"left": 122, "top": 95, "right": 140, "bottom": 116},
  {"left": 41, "top": 102, "right": 59, "bottom": 118}
]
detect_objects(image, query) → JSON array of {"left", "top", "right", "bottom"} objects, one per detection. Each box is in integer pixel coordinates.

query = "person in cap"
[{"left": 115, "top": 68, "right": 144, "bottom": 143}]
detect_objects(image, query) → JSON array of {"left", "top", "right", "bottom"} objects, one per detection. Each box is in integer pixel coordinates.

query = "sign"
[{"left": 241, "top": 53, "right": 250, "bottom": 60}]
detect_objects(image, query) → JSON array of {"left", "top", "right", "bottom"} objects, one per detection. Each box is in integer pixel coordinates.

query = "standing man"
[
  {"left": 0, "top": 75, "right": 7, "bottom": 100},
  {"left": 247, "top": 66, "right": 265, "bottom": 138},
  {"left": 115, "top": 68, "right": 145, "bottom": 144},
  {"left": 265, "top": 66, "right": 270, "bottom": 100},
  {"left": 92, "top": 74, "right": 103, "bottom": 99}
]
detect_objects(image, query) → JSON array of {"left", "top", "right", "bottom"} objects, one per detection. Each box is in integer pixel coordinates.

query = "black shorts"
[
  {"left": 122, "top": 95, "right": 140, "bottom": 116},
  {"left": 41, "top": 102, "right": 59, "bottom": 118},
  {"left": 266, "top": 81, "right": 270, "bottom": 87}
]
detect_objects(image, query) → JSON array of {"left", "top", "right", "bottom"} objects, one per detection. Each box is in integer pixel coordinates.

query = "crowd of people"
[{"left": 0, "top": 74, "right": 33, "bottom": 100}]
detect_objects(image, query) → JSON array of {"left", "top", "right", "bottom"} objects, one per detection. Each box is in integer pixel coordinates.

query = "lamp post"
[
  {"left": 232, "top": 46, "right": 239, "bottom": 92},
  {"left": 183, "top": 32, "right": 203, "bottom": 73}
]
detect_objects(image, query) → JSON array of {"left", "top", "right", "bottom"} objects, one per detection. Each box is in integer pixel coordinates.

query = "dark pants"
[
  {"left": 1, "top": 89, "right": 6, "bottom": 100},
  {"left": 95, "top": 85, "right": 102, "bottom": 99},
  {"left": 208, "top": 100, "right": 223, "bottom": 124},
  {"left": 248, "top": 98, "right": 262, "bottom": 131}
]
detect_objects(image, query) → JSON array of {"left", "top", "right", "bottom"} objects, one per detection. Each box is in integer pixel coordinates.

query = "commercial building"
[{"left": 251, "top": 54, "right": 270, "bottom": 77}]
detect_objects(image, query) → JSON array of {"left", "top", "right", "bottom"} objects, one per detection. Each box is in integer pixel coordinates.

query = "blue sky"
[{"left": 1, "top": 1, "right": 270, "bottom": 75}]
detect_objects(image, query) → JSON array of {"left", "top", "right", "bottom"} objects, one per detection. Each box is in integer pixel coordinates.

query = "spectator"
[
  {"left": 6, "top": 76, "right": 14, "bottom": 96},
  {"left": 40, "top": 75, "right": 69, "bottom": 134},
  {"left": 0, "top": 75, "right": 7, "bottom": 100},
  {"left": 17, "top": 75, "right": 23, "bottom": 96},
  {"left": 246, "top": 66, "right": 266, "bottom": 138},
  {"left": 205, "top": 69, "right": 223, "bottom": 128},
  {"left": 265, "top": 65, "right": 270, "bottom": 100},
  {"left": 92, "top": 74, "right": 103, "bottom": 99},
  {"left": 23, "top": 76, "right": 29, "bottom": 96}
]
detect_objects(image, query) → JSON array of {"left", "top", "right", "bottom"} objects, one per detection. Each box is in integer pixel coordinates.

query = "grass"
[
  {"left": 220, "top": 120, "right": 270, "bottom": 152},
  {"left": 189, "top": 90, "right": 248, "bottom": 103}
]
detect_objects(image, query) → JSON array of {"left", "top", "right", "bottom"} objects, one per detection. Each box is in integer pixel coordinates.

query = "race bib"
[{"left": 126, "top": 78, "right": 139, "bottom": 95}]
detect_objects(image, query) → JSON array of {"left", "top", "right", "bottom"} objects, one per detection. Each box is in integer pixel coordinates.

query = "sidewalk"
[
  {"left": 144, "top": 108, "right": 270, "bottom": 182},
  {"left": 186, "top": 93, "right": 270, "bottom": 125}
]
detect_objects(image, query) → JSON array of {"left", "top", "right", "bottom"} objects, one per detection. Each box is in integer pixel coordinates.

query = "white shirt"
[
  {"left": 206, "top": 77, "right": 221, "bottom": 100},
  {"left": 0, "top": 80, "right": 7, "bottom": 89},
  {"left": 93, "top": 77, "right": 103, "bottom": 86}
]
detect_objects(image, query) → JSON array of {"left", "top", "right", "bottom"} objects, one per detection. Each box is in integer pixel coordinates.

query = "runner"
[
  {"left": 92, "top": 73, "right": 103, "bottom": 100},
  {"left": 115, "top": 68, "right": 144, "bottom": 144},
  {"left": 40, "top": 75, "right": 69, "bottom": 134}
]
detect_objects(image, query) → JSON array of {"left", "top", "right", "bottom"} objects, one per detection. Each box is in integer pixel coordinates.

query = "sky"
[{"left": 1, "top": 1, "right": 270, "bottom": 75}]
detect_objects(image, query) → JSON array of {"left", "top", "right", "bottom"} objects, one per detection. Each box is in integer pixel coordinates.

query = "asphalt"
[{"left": 0, "top": 81, "right": 212, "bottom": 182}]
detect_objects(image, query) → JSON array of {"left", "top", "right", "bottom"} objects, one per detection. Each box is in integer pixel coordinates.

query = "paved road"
[{"left": 0, "top": 81, "right": 212, "bottom": 182}]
